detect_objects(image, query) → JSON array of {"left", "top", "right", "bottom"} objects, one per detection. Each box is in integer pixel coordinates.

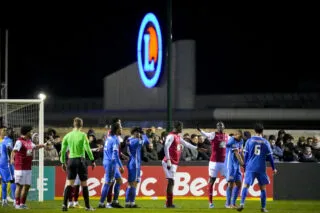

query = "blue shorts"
[
  {"left": 127, "top": 166, "right": 141, "bottom": 183},
  {"left": 244, "top": 172, "right": 270, "bottom": 186},
  {"left": 0, "top": 165, "right": 14, "bottom": 183},
  {"left": 226, "top": 167, "right": 242, "bottom": 182},
  {"left": 104, "top": 163, "right": 121, "bottom": 183}
]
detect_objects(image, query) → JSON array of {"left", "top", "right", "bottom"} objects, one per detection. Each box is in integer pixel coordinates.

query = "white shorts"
[
  {"left": 162, "top": 161, "right": 178, "bottom": 179},
  {"left": 14, "top": 170, "right": 32, "bottom": 185},
  {"left": 208, "top": 161, "right": 226, "bottom": 178}
]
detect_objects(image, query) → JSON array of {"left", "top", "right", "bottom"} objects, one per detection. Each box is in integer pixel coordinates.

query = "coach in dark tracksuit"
[{"left": 60, "top": 117, "right": 95, "bottom": 211}]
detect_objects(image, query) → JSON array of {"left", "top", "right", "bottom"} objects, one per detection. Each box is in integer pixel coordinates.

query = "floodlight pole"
[
  {"left": 5, "top": 29, "right": 8, "bottom": 100},
  {"left": 0, "top": 29, "right": 9, "bottom": 126},
  {"left": 0, "top": 28, "right": 2, "bottom": 87},
  {"left": 3, "top": 29, "right": 8, "bottom": 126},
  {"left": 166, "top": 0, "right": 173, "bottom": 132}
]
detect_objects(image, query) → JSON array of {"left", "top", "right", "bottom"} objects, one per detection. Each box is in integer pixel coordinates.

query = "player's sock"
[
  {"left": 107, "top": 182, "right": 114, "bottom": 203},
  {"left": 74, "top": 185, "right": 80, "bottom": 202},
  {"left": 166, "top": 192, "right": 173, "bottom": 206},
  {"left": 131, "top": 187, "right": 136, "bottom": 203},
  {"left": 125, "top": 187, "right": 131, "bottom": 204},
  {"left": 240, "top": 187, "right": 248, "bottom": 206},
  {"left": 232, "top": 186, "right": 240, "bottom": 205},
  {"left": 113, "top": 182, "right": 121, "bottom": 202},
  {"left": 2, "top": 182, "right": 7, "bottom": 200},
  {"left": 99, "top": 183, "right": 110, "bottom": 204},
  {"left": 226, "top": 185, "right": 232, "bottom": 206},
  {"left": 20, "top": 196, "right": 26, "bottom": 205},
  {"left": 63, "top": 185, "right": 72, "bottom": 207},
  {"left": 10, "top": 183, "right": 16, "bottom": 200},
  {"left": 208, "top": 183, "right": 213, "bottom": 204},
  {"left": 15, "top": 197, "right": 20, "bottom": 206},
  {"left": 69, "top": 186, "right": 75, "bottom": 202},
  {"left": 7, "top": 182, "right": 11, "bottom": 199},
  {"left": 261, "top": 189, "right": 267, "bottom": 209},
  {"left": 16, "top": 197, "right": 20, "bottom": 206},
  {"left": 82, "top": 186, "right": 90, "bottom": 208}
]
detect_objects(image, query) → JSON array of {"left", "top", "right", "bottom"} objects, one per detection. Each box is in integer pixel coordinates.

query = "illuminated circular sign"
[{"left": 137, "top": 13, "right": 163, "bottom": 88}]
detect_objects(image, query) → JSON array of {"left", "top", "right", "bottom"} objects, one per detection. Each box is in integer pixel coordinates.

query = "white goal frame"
[{"left": 0, "top": 99, "right": 44, "bottom": 202}]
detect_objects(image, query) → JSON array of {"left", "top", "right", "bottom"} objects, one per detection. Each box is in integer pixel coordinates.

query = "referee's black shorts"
[{"left": 67, "top": 157, "right": 88, "bottom": 181}]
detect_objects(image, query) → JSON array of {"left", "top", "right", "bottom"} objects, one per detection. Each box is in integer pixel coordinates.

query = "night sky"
[{"left": 1, "top": 2, "right": 317, "bottom": 99}]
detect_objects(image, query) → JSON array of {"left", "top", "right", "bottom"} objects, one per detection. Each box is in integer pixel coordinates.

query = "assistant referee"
[{"left": 60, "top": 117, "right": 95, "bottom": 211}]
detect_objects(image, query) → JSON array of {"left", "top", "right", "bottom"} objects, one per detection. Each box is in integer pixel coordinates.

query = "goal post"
[{"left": 0, "top": 99, "right": 44, "bottom": 202}]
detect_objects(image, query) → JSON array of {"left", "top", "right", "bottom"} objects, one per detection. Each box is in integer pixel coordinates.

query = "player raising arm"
[
  {"left": 237, "top": 123, "right": 277, "bottom": 213},
  {"left": 197, "top": 121, "right": 229, "bottom": 208},
  {"left": 125, "top": 127, "right": 148, "bottom": 208},
  {"left": 224, "top": 130, "right": 244, "bottom": 208},
  {"left": 10, "top": 126, "right": 46, "bottom": 209},
  {"left": 163, "top": 121, "right": 206, "bottom": 208}
]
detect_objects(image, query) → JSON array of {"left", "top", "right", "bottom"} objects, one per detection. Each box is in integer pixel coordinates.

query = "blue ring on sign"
[{"left": 137, "top": 13, "right": 163, "bottom": 88}]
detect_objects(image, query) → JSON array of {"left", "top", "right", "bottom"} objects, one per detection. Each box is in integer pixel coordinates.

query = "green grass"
[{"left": 2, "top": 200, "right": 320, "bottom": 213}]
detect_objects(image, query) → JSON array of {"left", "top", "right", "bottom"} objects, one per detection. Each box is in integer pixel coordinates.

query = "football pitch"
[{"left": 1, "top": 200, "right": 319, "bottom": 213}]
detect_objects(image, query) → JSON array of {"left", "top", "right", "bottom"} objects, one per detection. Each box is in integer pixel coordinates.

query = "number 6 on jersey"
[{"left": 254, "top": 144, "right": 261, "bottom": 155}]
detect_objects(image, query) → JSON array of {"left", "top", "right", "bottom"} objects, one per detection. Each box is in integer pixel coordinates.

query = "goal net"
[{"left": 0, "top": 99, "right": 44, "bottom": 202}]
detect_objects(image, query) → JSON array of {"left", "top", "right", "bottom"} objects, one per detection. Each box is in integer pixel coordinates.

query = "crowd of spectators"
[
  {"left": 37, "top": 127, "right": 320, "bottom": 164},
  {"left": 267, "top": 130, "right": 320, "bottom": 163}
]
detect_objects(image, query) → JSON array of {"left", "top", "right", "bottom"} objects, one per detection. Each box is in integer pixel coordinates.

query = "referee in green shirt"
[{"left": 60, "top": 117, "right": 95, "bottom": 211}]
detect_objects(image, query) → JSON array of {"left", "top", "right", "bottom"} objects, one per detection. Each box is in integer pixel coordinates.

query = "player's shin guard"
[
  {"left": 74, "top": 185, "right": 80, "bottom": 202},
  {"left": 232, "top": 186, "right": 240, "bottom": 205},
  {"left": 226, "top": 185, "right": 232, "bottom": 206},
  {"left": 113, "top": 183, "right": 121, "bottom": 202},
  {"left": 63, "top": 185, "right": 72, "bottom": 207},
  {"left": 100, "top": 183, "right": 110, "bottom": 204},
  {"left": 107, "top": 182, "right": 114, "bottom": 203},
  {"left": 261, "top": 189, "right": 266, "bottom": 209},
  {"left": 2, "top": 182, "right": 7, "bottom": 200},
  {"left": 10, "top": 183, "right": 16, "bottom": 200},
  {"left": 240, "top": 187, "right": 248, "bottom": 206},
  {"left": 82, "top": 186, "right": 90, "bottom": 208},
  {"left": 208, "top": 183, "right": 214, "bottom": 204}
]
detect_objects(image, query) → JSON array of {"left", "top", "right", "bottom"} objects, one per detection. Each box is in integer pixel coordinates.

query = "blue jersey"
[
  {"left": 0, "top": 136, "right": 13, "bottom": 168},
  {"left": 103, "top": 135, "right": 122, "bottom": 167},
  {"left": 225, "top": 137, "right": 243, "bottom": 170},
  {"left": 244, "top": 136, "right": 272, "bottom": 174},
  {"left": 127, "top": 136, "right": 149, "bottom": 168}
]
